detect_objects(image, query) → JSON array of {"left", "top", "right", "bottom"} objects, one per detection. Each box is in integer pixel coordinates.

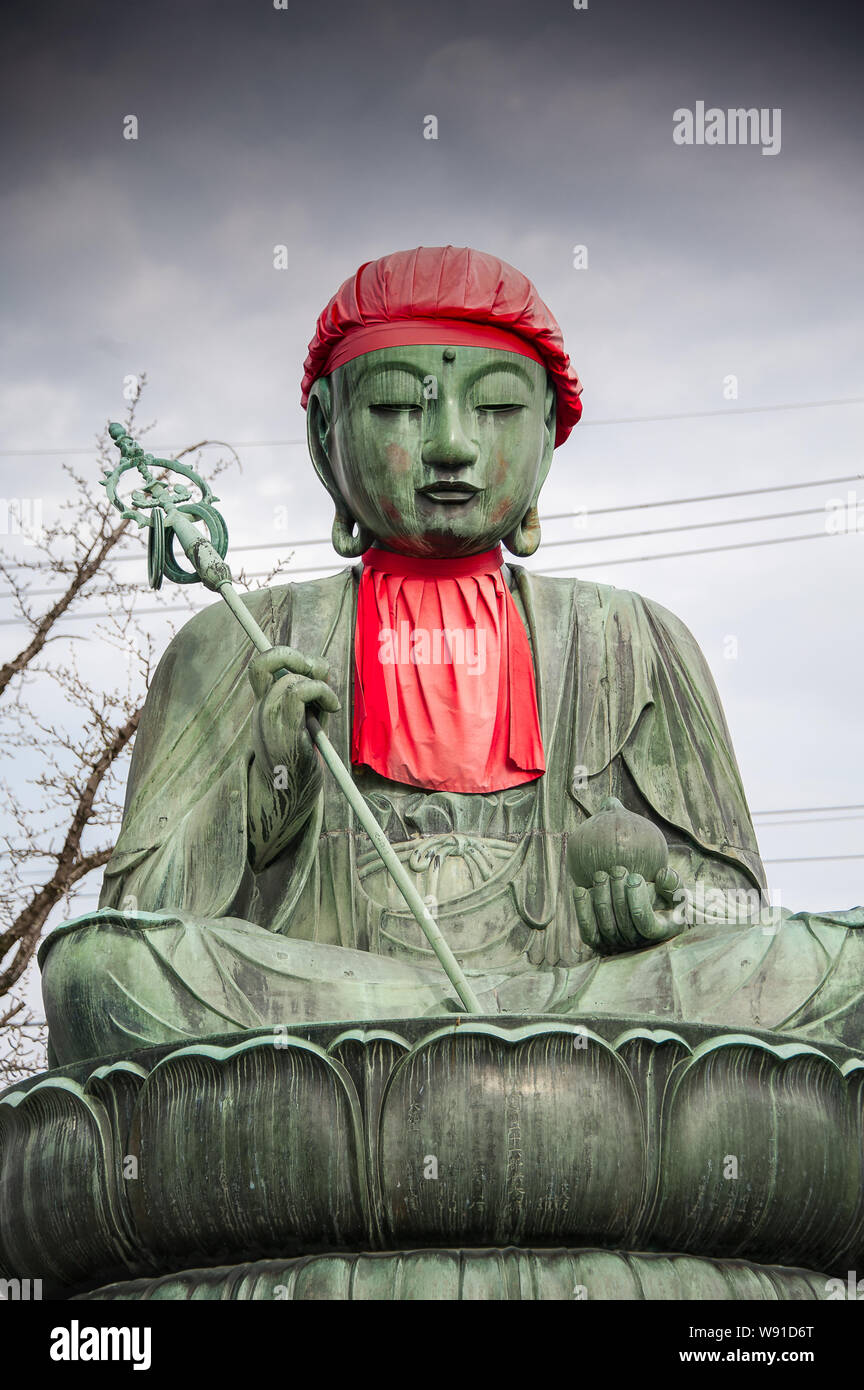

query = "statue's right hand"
[
  {"left": 248, "top": 645, "right": 340, "bottom": 761},
  {"left": 245, "top": 647, "right": 341, "bottom": 868}
]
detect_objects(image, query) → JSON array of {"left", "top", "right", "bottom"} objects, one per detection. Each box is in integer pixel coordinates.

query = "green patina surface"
[
  {"left": 3, "top": 1018, "right": 864, "bottom": 1298},
  {"left": 41, "top": 345, "right": 863, "bottom": 1064},
  {"left": 9, "top": 342, "right": 862, "bottom": 1300}
]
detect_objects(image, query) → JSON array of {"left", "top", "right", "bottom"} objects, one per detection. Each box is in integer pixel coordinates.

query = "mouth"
[{"left": 416, "top": 481, "right": 482, "bottom": 504}]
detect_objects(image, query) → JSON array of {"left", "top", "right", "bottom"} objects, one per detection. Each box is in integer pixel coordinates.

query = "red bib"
[{"left": 352, "top": 547, "right": 545, "bottom": 793}]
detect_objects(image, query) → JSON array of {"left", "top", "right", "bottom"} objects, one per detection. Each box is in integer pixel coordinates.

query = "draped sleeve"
[
  {"left": 565, "top": 579, "right": 765, "bottom": 891},
  {"left": 99, "top": 585, "right": 295, "bottom": 920}
]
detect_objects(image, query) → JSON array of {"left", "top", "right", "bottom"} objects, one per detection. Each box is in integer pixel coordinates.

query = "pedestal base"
[
  {"left": 76, "top": 1248, "right": 831, "bottom": 1301},
  {"left": 2, "top": 1015, "right": 862, "bottom": 1299}
]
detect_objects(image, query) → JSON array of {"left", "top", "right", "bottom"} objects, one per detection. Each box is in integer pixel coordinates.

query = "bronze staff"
[{"left": 103, "top": 422, "right": 483, "bottom": 1014}]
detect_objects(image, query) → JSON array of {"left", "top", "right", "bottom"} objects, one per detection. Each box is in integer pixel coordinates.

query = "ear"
[
  {"left": 307, "top": 375, "right": 373, "bottom": 558},
  {"left": 531, "top": 381, "right": 556, "bottom": 507},
  {"left": 306, "top": 377, "right": 341, "bottom": 503}
]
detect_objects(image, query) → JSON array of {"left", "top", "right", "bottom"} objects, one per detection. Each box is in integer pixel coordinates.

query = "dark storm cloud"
[
  {"left": 1, "top": 0, "right": 861, "bottom": 411},
  {"left": 0, "top": 0, "right": 862, "bottom": 924}
]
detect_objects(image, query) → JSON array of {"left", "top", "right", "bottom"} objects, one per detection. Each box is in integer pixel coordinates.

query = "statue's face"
[{"left": 309, "top": 344, "right": 555, "bottom": 557}]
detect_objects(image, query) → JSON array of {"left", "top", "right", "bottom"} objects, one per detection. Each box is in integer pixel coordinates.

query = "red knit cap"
[{"left": 301, "top": 245, "right": 583, "bottom": 447}]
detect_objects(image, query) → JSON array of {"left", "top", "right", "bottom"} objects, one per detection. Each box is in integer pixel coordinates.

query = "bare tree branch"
[
  {"left": 0, "top": 1003, "right": 48, "bottom": 1087},
  {"left": 0, "top": 379, "right": 243, "bottom": 699},
  {"left": 0, "top": 707, "right": 140, "bottom": 992},
  {"left": 0, "top": 380, "right": 242, "bottom": 1079}
]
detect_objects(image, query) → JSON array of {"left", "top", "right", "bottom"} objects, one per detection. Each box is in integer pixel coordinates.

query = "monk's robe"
[{"left": 39, "top": 565, "right": 864, "bottom": 1064}]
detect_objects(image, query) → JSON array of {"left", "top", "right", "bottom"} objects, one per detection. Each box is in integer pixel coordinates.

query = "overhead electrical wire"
[
  {"left": 0, "top": 391, "right": 862, "bottom": 458},
  {"left": 1, "top": 523, "right": 859, "bottom": 627},
  {"left": 753, "top": 803, "right": 864, "bottom": 816},
  {"left": 1, "top": 464, "right": 861, "bottom": 578},
  {"left": 1, "top": 467, "right": 861, "bottom": 611},
  {"left": 538, "top": 527, "right": 854, "bottom": 576},
  {"left": 4, "top": 498, "right": 855, "bottom": 603}
]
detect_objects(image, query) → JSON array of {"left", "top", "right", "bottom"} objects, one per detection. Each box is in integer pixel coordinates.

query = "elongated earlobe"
[
  {"left": 332, "top": 507, "right": 373, "bottom": 558},
  {"left": 503, "top": 505, "right": 541, "bottom": 557}
]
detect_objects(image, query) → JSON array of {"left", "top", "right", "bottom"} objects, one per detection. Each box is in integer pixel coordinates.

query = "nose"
[{"left": 420, "top": 394, "right": 478, "bottom": 469}]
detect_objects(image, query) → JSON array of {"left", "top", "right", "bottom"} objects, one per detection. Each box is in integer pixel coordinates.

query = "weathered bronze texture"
[
  {"left": 3, "top": 329, "right": 859, "bottom": 1301},
  {"left": 2, "top": 1018, "right": 862, "bottom": 1299}
]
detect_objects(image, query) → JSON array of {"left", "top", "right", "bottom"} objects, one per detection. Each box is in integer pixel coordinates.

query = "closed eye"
[{"left": 369, "top": 403, "right": 422, "bottom": 414}]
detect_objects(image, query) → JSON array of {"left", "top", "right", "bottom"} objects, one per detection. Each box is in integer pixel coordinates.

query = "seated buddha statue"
[{"left": 40, "top": 245, "right": 864, "bottom": 1067}]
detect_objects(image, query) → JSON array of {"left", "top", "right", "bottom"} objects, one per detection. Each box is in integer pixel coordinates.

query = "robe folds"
[
  {"left": 96, "top": 564, "right": 765, "bottom": 929},
  {"left": 38, "top": 565, "right": 864, "bottom": 1064}
]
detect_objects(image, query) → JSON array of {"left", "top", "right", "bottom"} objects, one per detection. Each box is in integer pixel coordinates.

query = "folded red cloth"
[
  {"left": 352, "top": 546, "right": 545, "bottom": 793},
  {"left": 301, "top": 245, "right": 583, "bottom": 447}
]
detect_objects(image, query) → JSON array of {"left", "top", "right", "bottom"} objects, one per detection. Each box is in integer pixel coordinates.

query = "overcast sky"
[{"left": 1, "top": 0, "right": 862, "bottom": 1022}]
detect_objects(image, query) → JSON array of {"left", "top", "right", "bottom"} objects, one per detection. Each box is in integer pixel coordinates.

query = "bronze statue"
[
  {"left": 3, "top": 247, "right": 862, "bottom": 1303},
  {"left": 38, "top": 246, "right": 864, "bottom": 1065}
]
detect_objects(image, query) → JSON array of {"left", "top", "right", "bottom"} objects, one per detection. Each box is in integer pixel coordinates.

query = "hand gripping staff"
[{"left": 102, "top": 423, "right": 483, "bottom": 1014}]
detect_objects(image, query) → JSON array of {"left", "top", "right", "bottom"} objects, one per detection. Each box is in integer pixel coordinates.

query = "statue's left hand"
[{"left": 573, "top": 867, "right": 686, "bottom": 954}]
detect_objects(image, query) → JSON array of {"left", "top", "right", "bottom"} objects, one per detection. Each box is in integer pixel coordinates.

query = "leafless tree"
[{"left": 0, "top": 379, "right": 240, "bottom": 1080}]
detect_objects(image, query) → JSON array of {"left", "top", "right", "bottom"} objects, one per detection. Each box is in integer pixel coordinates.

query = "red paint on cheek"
[
  {"left": 385, "top": 443, "right": 413, "bottom": 474},
  {"left": 492, "top": 454, "right": 509, "bottom": 486},
  {"left": 490, "top": 498, "right": 513, "bottom": 525},
  {"left": 380, "top": 499, "right": 401, "bottom": 522}
]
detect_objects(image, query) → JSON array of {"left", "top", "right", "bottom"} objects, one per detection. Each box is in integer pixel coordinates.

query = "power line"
[
  {"left": 0, "top": 562, "right": 332, "bottom": 602},
  {"left": 0, "top": 440, "right": 306, "bottom": 458},
  {"left": 753, "top": 803, "right": 864, "bottom": 816},
  {"left": 1, "top": 471, "right": 860, "bottom": 584},
  {"left": 577, "top": 396, "right": 864, "bottom": 427},
  {"left": 755, "top": 813, "right": 864, "bottom": 828},
  {"left": 12, "top": 821, "right": 861, "bottom": 873},
  {"left": 233, "top": 526, "right": 857, "bottom": 581},
  {"left": 1, "top": 393, "right": 862, "bottom": 457},
  {"left": 543, "top": 473, "right": 862, "bottom": 521},
  {"left": 540, "top": 503, "right": 829, "bottom": 550},
  {"left": 10, "top": 806, "right": 862, "bottom": 859},
  {"left": 4, "top": 501, "right": 847, "bottom": 603},
  {"left": 0, "top": 533, "right": 329, "bottom": 578},
  {"left": 538, "top": 528, "right": 855, "bottom": 575},
  {"left": 1, "top": 526, "right": 859, "bottom": 628},
  {"left": 762, "top": 854, "right": 864, "bottom": 864}
]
